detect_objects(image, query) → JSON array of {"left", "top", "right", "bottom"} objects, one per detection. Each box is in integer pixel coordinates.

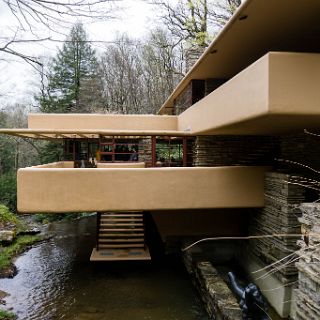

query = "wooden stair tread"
[
  {"left": 99, "top": 238, "right": 144, "bottom": 243},
  {"left": 100, "top": 223, "right": 143, "bottom": 227},
  {"left": 101, "top": 214, "right": 143, "bottom": 218},
  {"left": 99, "top": 233, "right": 144, "bottom": 237},
  {"left": 101, "top": 216, "right": 143, "bottom": 219},
  {"left": 96, "top": 212, "right": 146, "bottom": 254},
  {"left": 101, "top": 211, "right": 142, "bottom": 215},
  {"left": 100, "top": 218, "right": 143, "bottom": 222},
  {"left": 98, "top": 244, "right": 145, "bottom": 248},
  {"left": 99, "top": 228, "right": 144, "bottom": 232}
]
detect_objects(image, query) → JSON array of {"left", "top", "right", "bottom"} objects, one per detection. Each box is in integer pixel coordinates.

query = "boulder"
[
  {"left": 18, "top": 227, "right": 41, "bottom": 236},
  {"left": 0, "top": 230, "right": 15, "bottom": 244}
]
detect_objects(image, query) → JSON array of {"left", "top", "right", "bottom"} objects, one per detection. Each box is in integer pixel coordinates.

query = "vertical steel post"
[
  {"left": 151, "top": 136, "right": 156, "bottom": 167},
  {"left": 72, "top": 139, "right": 76, "bottom": 167},
  {"left": 183, "top": 136, "right": 188, "bottom": 167},
  {"left": 112, "top": 136, "right": 115, "bottom": 162},
  {"left": 87, "top": 139, "right": 89, "bottom": 161},
  {"left": 63, "top": 139, "right": 66, "bottom": 161}
]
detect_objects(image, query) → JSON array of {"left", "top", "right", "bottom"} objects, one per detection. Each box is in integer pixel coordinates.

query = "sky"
[{"left": 0, "top": 0, "right": 159, "bottom": 108}]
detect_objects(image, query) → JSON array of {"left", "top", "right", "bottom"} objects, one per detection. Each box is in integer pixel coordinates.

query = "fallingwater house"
[{"left": 1, "top": 0, "right": 320, "bottom": 319}]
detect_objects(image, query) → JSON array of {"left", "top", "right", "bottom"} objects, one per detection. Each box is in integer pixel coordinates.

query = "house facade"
[{"left": 1, "top": 0, "right": 320, "bottom": 318}]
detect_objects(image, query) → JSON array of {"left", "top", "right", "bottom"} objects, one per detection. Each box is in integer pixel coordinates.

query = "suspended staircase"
[{"left": 90, "top": 211, "right": 151, "bottom": 261}]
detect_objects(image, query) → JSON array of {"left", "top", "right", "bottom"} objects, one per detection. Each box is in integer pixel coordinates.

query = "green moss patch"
[
  {"left": 0, "top": 205, "right": 18, "bottom": 227},
  {"left": 0, "top": 235, "right": 41, "bottom": 271},
  {"left": 0, "top": 309, "right": 16, "bottom": 320}
]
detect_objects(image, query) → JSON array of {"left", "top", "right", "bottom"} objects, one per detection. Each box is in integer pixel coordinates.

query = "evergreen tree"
[{"left": 39, "top": 23, "right": 105, "bottom": 113}]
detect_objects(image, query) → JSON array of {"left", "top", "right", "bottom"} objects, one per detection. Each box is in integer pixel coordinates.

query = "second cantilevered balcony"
[
  {"left": 17, "top": 162, "right": 269, "bottom": 213},
  {"left": 16, "top": 133, "right": 269, "bottom": 213}
]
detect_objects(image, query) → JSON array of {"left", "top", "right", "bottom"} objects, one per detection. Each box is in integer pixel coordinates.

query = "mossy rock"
[{"left": 0, "top": 231, "right": 15, "bottom": 245}]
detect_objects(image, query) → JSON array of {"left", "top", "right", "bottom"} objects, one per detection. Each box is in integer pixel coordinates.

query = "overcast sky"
[{"left": 0, "top": 0, "right": 159, "bottom": 108}]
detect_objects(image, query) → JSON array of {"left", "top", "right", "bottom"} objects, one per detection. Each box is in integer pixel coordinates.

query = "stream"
[{"left": 0, "top": 216, "right": 208, "bottom": 320}]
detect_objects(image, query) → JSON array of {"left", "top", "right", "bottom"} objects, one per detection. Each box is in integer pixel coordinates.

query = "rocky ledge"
[{"left": 182, "top": 249, "right": 242, "bottom": 319}]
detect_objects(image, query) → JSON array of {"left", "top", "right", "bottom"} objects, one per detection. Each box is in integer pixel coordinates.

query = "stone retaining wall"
[
  {"left": 249, "top": 172, "right": 305, "bottom": 284},
  {"left": 182, "top": 249, "right": 242, "bottom": 320}
]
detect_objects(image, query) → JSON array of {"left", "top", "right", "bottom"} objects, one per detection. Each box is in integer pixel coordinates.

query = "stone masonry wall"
[
  {"left": 205, "top": 78, "right": 227, "bottom": 96},
  {"left": 173, "top": 78, "right": 227, "bottom": 115},
  {"left": 193, "top": 136, "right": 279, "bottom": 167},
  {"left": 138, "top": 138, "right": 152, "bottom": 167},
  {"left": 174, "top": 82, "right": 193, "bottom": 115},
  {"left": 183, "top": 249, "right": 242, "bottom": 320},
  {"left": 188, "top": 132, "right": 320, "bottom": 318},
  {"left": 185, "top": 46, "right": 205, "bottom": 72},
  {"left": 294, "top": 203, "right": 320, "bottom": 320},
  {"left": 278, "top": 133, "right": 320, "bottom": 172},
  {"left": 249, "top": 172, "right": 305, "bottom": 284}
]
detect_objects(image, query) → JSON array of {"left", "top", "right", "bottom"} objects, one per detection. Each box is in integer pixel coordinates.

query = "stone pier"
[
  {"left": 244, "top": 172, "right": 305, "bottom": 318},
  {"left": 294, "top": 203, "right": 320, "bottom": 320}
]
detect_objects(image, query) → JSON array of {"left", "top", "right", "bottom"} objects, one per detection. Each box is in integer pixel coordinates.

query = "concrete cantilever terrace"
[
  {"left": 158, "top": 0, "right": 320, "bottom": 115},
  {"left": 178, "top": 52, "right": 320, "bottom": 135},
  {"left": 2, "top": 51, "right": 320, "bottom": 139},
  {"left": 0, "top": 114, "right": 183, "bottom": 139},
  {"left": 17, "top": 163, "right": 269, "bottom": 213}
]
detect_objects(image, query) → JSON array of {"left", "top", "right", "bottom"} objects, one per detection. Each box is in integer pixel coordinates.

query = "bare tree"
[
  {"left": 140, "top": 28, "right": 182, "bottom": 112},
  {"left": 2, "top": 0, "right": 115, "bottom": 29},
  {"left": 208, "top": 0, "right": 242, "bottom": 28},
  {"left": 151, "top": 0, "right": 241, "bottom": 47},
  {"left": 0, "top": 104, "right": 41, "bottom": 170},
  {"left": 152, "top": 0, "right": 209, "bottom": 47},
  {"left": 100, "top": 35, "right": 144, "bottom": 114},
  {"left": 0, "top": 0, "right": 117, "bottom": 66},
  {"left": 100, "top": 30, "right": 183, "bottom": 115}
]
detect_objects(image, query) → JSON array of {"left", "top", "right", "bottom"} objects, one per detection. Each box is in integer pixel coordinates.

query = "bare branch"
[
  {"left": 150, "top": 0, "right": 241, "bottom": 47},
  {"left": 0, "top": 0, "right": 118, "bottom": 66}
]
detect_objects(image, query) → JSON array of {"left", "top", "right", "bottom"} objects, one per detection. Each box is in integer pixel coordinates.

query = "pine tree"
[{"left": 39, "top": 23, "right": 105, "bottom": 113}]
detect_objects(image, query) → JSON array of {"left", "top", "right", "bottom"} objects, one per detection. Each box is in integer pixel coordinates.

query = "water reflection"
[{"left": 0, "top": 217, "right": 207, "bottom": 320}]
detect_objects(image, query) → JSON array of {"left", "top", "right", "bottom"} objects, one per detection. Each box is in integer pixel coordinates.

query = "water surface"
[{"left": 0, "top": 217, "right": 208, "bottom": 320}]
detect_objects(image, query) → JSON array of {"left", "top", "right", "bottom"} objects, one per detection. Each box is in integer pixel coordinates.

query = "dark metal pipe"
[
  {"left": 228, "top": 272, "right": 269, "bottom": 320},
  {"left": 228, "top": 272, "right": 244, "bottom": 299}
]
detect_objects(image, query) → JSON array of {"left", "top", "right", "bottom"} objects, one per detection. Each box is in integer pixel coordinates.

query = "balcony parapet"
[{"left": 17, "top": 163, "right": 270, "bottom": 213}]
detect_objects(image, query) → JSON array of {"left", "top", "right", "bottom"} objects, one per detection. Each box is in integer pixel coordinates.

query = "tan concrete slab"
[
  {"left": 178, "top": 53, "right": 320, "bottom": 135},
  {"left": 17, "top": 166, "right": 269, "bottom": 213}
]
